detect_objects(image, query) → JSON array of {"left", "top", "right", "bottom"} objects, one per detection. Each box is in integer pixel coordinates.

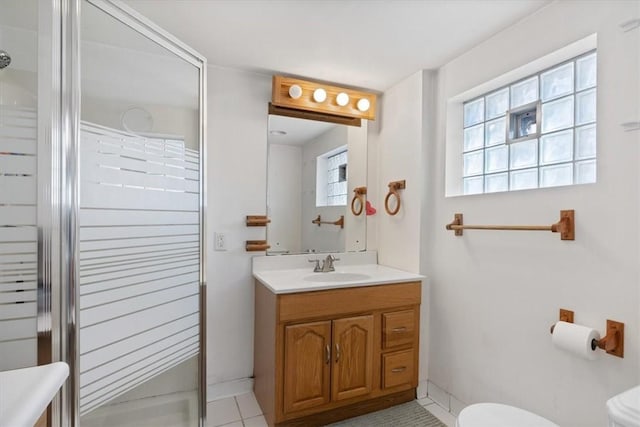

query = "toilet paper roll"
[{"left": 552, "top": 321, "right": 600, "bottom": 360}]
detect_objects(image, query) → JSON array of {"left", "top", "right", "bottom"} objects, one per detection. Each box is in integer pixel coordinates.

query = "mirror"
[{"left": 266, "top": 114, "right": 367, "bottom": 255}]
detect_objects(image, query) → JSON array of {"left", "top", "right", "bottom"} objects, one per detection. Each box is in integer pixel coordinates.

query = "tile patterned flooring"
[{"left": 207, "top": 392, "right": 457, "bottom": 427}]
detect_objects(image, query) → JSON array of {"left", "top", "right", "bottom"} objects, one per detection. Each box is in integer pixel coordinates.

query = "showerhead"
[{"left": 0, "top": 50, "right": 11, "bottom": 69}]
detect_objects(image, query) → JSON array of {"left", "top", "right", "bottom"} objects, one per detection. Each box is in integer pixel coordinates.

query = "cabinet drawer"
[
  {"left": 382, "top": 349, "right": 415, "bottom": 389},
  {"left": 382, "top": 310, "right": 415, "bottom": 349}
]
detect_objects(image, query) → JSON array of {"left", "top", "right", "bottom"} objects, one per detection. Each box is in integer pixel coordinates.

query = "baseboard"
[{"left": 207, "top": 378, "right": 254, "bottom": 402}]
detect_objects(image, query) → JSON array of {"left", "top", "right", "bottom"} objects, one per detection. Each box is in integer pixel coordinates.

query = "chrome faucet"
[
  {"left": 321, "top": 254, "right": 340, "bottom": 272},
  {"left": 308, "top": 255, "right": 341, "bottom": 272}
]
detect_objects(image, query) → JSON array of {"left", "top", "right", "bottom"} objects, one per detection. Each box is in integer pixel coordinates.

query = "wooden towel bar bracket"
[
  {"left": 446, "top": 210, "right": 575, "bottom": 240},
  {"left": 312, "top": 214, "right": 345, "bottom": 229}
]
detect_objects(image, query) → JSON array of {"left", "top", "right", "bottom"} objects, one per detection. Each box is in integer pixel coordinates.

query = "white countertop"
[
  {"left": 253, "top": 263, "right": 424, "bottom": 294},
  {"left": 0, "top": 362, "right": 69, "bottom": 427}
]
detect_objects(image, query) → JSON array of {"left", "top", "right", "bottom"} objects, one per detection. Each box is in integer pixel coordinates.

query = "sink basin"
[
  {"left": 0, "top": 362, "right": 69, "bottom": 427},
  {"left": 303, "top": 272, "right": 371, "bottom": 282}
]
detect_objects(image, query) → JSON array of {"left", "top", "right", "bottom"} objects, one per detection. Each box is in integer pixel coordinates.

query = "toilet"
[
  {"left": 456, "top": 403, "right": 558, "bottom": 427},
  {"left": 606, "top": 385, "right": 640, "bottom": 427},
  {"left": 456, "top": 385, "right": 640, "bottom": 427}
]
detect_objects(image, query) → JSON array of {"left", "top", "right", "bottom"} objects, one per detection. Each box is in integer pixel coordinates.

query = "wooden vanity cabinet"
[{"left": 254, "top": 281, "right": 421, "bottom": 427}]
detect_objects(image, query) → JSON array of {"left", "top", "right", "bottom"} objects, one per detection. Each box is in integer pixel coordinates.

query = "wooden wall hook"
[
  {"left": 351, "top": 187, "right": 367, "bottom": 216},
  {"left": 385, "top": 180, "right": 406, "bottom": 216}
]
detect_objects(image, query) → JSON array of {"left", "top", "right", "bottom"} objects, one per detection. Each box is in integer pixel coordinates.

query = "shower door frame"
[{"left": 58, "top": 1, "right": 208, "bottom": 426}]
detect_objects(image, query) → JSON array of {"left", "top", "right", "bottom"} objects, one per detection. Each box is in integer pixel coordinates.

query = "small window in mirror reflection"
[{"left": 316, "top": 147, "right": 348, "bottom": 207}]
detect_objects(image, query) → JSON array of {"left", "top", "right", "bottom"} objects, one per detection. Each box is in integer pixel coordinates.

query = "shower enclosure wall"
[{"left": 0, "top": 1, "right": 207, "bottom": 426}]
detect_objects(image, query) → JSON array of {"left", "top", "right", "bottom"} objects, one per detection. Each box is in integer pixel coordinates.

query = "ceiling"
[
  {"left": 122, "top": 0, "right": 552, "bottom": 92},
  {"left": 268, "top": 115, "right": 336, "bottom": 146}
]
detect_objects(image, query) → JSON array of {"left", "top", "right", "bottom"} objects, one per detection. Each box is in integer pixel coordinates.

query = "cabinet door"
[
  {"left": 283, "top": 321, "right": 332, "bottom": 413},
  {"left": 331, "top": 315, "right": 374, "bottom": 401}
]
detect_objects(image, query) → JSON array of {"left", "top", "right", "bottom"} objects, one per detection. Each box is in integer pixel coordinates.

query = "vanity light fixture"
[
  {"left": 271, "top": 75, "right": 376, "bottom": 122},
  {"left": 288, "top": 84, "right": 302, "bottom": 99},
  {"left": 357, "top": 98, "right": 371, "bottom": 112},
  {"left": 336, "top": 92, "right": 350, "bottom": 107},
  {"left": 313, "top": 88, "right": 327, "bottom": 103}
]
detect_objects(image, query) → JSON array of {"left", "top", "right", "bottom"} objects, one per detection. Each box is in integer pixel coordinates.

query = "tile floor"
[{"left": 207, "top": 392, "right": 457, "bottom": 427}]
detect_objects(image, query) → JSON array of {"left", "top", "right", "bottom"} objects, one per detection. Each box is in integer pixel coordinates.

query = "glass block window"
[
  {"left": 326, "top": 150, "right": 348, "bottom": 206},
  {"left": 462, "top": 51, "right": 597, "bottom": 195}
]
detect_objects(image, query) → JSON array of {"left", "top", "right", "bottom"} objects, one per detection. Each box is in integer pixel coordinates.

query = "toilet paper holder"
[{"left": 550, "top": 308, "right": 624, "bottom": 358}]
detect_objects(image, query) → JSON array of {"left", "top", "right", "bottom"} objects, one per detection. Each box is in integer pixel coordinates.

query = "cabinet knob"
[
  {"left": 335, "top": 343, "right": 340, "bottom": 363},
  {"left": 325, "top": 344, "right": 330, "bottom": 365}
]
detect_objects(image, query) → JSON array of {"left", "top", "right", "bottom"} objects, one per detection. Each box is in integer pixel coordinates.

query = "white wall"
[
  {"left": 427, "top": 1, "right": 640, "bottom": 426},
  {"left": 207, "top": 66, "right": 271, "bottom": 387},
  {"left": 371, "top": 70, "right": 429, "bottom": 274},
  {"left": 267, "top": 144, "right": 302, "bottom": 254},
  {"left": 368, "top": 69, "right": 435, "bottom": 384}
]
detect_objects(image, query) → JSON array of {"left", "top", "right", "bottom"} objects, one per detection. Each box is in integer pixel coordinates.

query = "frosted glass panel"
[
  {"left": 510, "top": 139, "right": 538, "bottom": 170},
  {"left": 541, "top": 62, "right": 574, "bottom": 101},
  {"left": 576, "top": 89, "right": 596, "bottom": 125},
  {"left": 540, "top": 130, "right": 573, "bottom": 165},
  {"left": 576, "top": 124, "right": 596, "bottom": 159},
  {"left": 485, "top": 173, "right": 508, "bottom": 193},
  {"left": 463, "top": 151, "right": 484, "bottom": 176},
  {"left": 576, "top": 53, "right": 597, "bottom": 90},
  {"left": 464, "top": 98, "right": 484, "bottom": 127},
  {"left": 540, "top": 163, "right": 573, "bottom": 187},
  {"left": 485, "top": 118, "right": 505, "bottom": 146},
  {"left": 576, "top": 160, "right": 596, "bottom": 184},
  {"left": 464, "top": 124, "right": 484, "bottom": 151},
  {"left": 486, "top": 88, "right": 509, "bottom": 120},
  {"left": 510, "top": 168, "right": 538, "bottom": 190},
  {"left": 485, "top": 145, "right": 508, "bottom": 173},
  {"left": 511, "top": 77, "right": 538, "bottom": 108},
  {"left": 463, "top": 176, "right": 483, "bottom": 195},
  {"left": 541, "top": 96, "right": 573, "bottom": 133}
]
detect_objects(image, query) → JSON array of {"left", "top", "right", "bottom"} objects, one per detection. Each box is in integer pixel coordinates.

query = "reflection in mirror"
[{"left": 267, "top": 115, "right": 367, "bottom": 255}]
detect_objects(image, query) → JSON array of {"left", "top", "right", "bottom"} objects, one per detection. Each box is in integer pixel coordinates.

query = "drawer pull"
[
  {"left": 325, "top": 344, "right": 330, "bottom": 365},
  {"left": 335, "top": 343, "right": 341, "bottom": 363},
  {"left": 391, "top": 366, "right": 407, "bottom": 373},
  {"left": 391, "top": 327, "right": 407, "bottom": 333}
]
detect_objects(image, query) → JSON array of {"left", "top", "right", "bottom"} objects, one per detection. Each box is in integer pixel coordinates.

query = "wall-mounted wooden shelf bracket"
[
  {"left": 246, "top": 215, "right": 271, "bottom": 227},
  {"left": 246, "top": 240, "right": 271, "bottom": 252},
  {"left": 446, "top": 210, "right": 575, "bottom": 240}
]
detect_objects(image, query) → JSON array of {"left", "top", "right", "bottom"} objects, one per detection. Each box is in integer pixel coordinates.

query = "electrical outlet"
[{"left": 214, "top": 232, "right": 227, "bottom": 251}]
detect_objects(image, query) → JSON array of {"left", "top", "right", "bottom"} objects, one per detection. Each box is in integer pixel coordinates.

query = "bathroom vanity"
[{"left": 252, "top": 254, "right": 423, "bottom": 426}]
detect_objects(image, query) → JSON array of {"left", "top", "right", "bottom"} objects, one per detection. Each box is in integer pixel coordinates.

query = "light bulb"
[
  {"left": 336, "top": 92, "right": 349, "bottom": 107},
  {"left": 313, "top": 88, "right": 327, "bottom": 103},
  {"left": 288, "top": 84, "right": 302, "bottom": 99},
  {"left": 357, "top": 98, "right": 370, "bottom": 112}
]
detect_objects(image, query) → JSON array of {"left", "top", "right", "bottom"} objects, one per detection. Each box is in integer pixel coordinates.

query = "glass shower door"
[
  {"left": 77, "top": 2, "right": 205, "bottom": 426},
  {"left": 0, "top": 0, "right": 40, "bottom": 372}
]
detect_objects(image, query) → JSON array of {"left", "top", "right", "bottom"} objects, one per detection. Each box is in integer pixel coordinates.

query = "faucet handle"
[{"left": 308, "top": 258, "right": 321, "bottom": 272}]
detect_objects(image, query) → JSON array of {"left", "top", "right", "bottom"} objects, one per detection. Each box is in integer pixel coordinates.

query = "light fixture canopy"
[
  {"left": 336, "top": 92, "right": 350, "bottom": 107},
  {"left": 357, "top": 98, "right": 371, "bottom": 112},
  {"left": 288, "top": 84, "right": 302, "bottom": 99},
  {"left": 313, "top": 88, "right": 327, "bottom": 103}
]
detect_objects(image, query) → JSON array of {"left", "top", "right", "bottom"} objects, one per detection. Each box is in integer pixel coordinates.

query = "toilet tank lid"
[{"left": 607, "top": 385, "right": 640, "bottom": 427}]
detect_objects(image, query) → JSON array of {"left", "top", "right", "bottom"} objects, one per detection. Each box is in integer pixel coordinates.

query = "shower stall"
[{"left": 0, "top": 1, "right": 207, "bottom": 426}]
